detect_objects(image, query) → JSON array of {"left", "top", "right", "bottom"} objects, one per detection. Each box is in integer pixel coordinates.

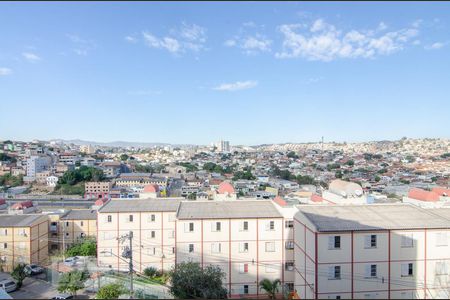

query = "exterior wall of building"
[
  {"left": 294, "top": 212, "right": 450, "bottom": 299},
  {"left": 60, "top": 219, "right": 97, "bottom": 249},
  {"left": 0, "top": 216, "right": 48, "bottom": 272},
  {"left": 97, "top": 211, "right": 177, "bottom": 273},
  {"left": 85, "top": 182, "right": 112, "bottom": 199},
  {"left": 176, "top": 217, "right": 286, "bottom": 298}
]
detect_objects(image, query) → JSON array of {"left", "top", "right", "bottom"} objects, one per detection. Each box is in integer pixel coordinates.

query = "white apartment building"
[
  {"left": 175, "top": 200, "right": 293, "bottom": 298},
  {"left": 294, "top": 204, "right": 450, "bottom": 299},
  {"left": 216, "top": 140, "right": 231, "bottom": 152},
  {"left": 26, "top": 155, "right": 51, "bottom": 178},
  {"left": 97, "top": 199, "right": 181, "bottom": 273}
]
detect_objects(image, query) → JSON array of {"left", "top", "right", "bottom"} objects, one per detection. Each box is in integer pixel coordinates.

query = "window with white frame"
[
  {"left": 365, "top": 264, "right": 377, "bottom": 278},
  {"left": 188, "top": 244, "right": 194, "bottom": 253},
  {"left": 168, "top": 214, "right": 176, "bottom": 222},
  {"left": 239, "top": 263, "right": 249, "bottom": 274},
  {"left": 265, "top": 242, "right": 275, "bottom": 252},
  {"left": 401, "top": 233, "right": 414, "bottom": 248},
  {"left": 285, "top": 262, "right": 294, "bottom": 271},
  {"left": 329, "top": 236, "right": 341, "bottom": 249},
  {"left": 150, "top": 231, "right": 156, "bottom": 239},
  {"left": 241, "top": 285, "right": 249, "bottom": 295},
  {"left": 401, "top": 263, "right": 413, "bottom": 277},
  {"left": 436, "top": 232, "right": 448, "bottom": 247},
  {"left": 435, "top": 261, "right": 449, "bottom": 276},
  {"left": 400, "top": 291, "right": 414, "bottom": 299},
  {"left": 211, "top": 243, "right": 221, "bottom": 253},
  {"left": 328, "top": 266, "right": 341, "bottom": 280},
  {"left": 239, "top": 242, "right": 249, "bottom": 253},
  {"left": 285, "top": 220, "right": 294, "bottom": 228},
  {"left": 184, "top": 222, "right": 194, "bottom": 232},
  {"left": 2, "top": 243, "right": 6, "bottom": 249},
  {"left": 0, "top": 229, "right": 6, "bottom": 236},
  {"left": 240, "top": 221, "right": 249, "bottom": 231},
  {"left": 107, "top": 215, "right": 112, "bottom": 223},
  {"left": 128, "top": 215, "right": 133, "bottom": 222},
  {"left": 18, "top": 242, "right": 27, "bottom": 250},
  {"left": 149, "top": 214, "right": 156, "bottom": 222},
  {"left": 170, "top": 230, "right": 175, "bottom": 239},
  {"left": 285, "top": 241, "right": 294, "bottom": 249},
  {"left": 365, "top": 234, "right": 377, "bottom": 248},
  {"left": 212, "top": 222, "right": 221, "bottom": 232},
  {"left": 266, "top": 220, "right": 275, "bottom": 231}
]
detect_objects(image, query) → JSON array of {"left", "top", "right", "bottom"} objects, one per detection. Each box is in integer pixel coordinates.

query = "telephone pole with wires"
[{"left": 118, "top": 231, "right": 134, "bottom": 299}]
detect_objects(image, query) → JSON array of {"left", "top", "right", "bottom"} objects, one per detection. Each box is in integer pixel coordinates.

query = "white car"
[
  {"left": 25, "top": 264, "right": 44, "bottom": 275},
  {"left": 63, "top": 256, "right": 80, "bottom": 266},
  {"left": 0, "top": 279, "right": 17, "bottom": 293}
]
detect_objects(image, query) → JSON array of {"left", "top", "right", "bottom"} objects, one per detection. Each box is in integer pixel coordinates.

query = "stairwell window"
[
  {"left": 328, "top": 266, "right": 341, "bottom": 280},
  {"left": 365, "top": 234, "right": 377, "bottom": 249}
]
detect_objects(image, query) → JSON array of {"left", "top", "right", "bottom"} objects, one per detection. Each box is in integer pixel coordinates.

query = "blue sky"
[{"left": 1, "top": 2, "right": 449, "bottom": 145}]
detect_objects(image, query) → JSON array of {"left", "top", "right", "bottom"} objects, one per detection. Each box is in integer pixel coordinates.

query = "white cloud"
[
  {"left": 67, "top": 34, "right": 96, "bottom": 56},
  {"left": 125, "top": 36, "right": 138, "bottom": 43},
  {"left": 425, "top": 42, "right": 445, "bottom": 50},
  {"left": 22, "top": 52, "right": 41, "bottom": 62},
  {"left": 0, "top": 67, "right": 12, "bottom": 76},
  {"left": 141, "top": 23, "right": 207, "bottom": 55},
  {"left": 275, "top": 19, "right": 420, "bottom": 61},
  {"left": 224, "top": 23, "right": 272, "bottom": 55},
  {"left": 213, "top": 80, "right": 258, "bottom": 92}
]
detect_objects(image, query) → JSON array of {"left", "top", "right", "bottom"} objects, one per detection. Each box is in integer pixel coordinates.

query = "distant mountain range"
[{"left": 48, "top": 139, "right": 195, "bottom": 148}]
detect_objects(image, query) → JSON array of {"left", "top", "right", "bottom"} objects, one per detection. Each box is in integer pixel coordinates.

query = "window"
[
  {"left": 365, "top": 235, "right": 377, "bottom": 248},
  {"left": 435, "top": 261, "right": 449, "bottom": 276},
  {"left": 239, "top": 242, "right": 249, "bottom": 253},
  {"left": 172, "top": 247, "right": 175, "bottom": 254},
  {"left": 80, "top": 221, "right": 84, "bottom": 226},
  {"left": 365, "top": 264, "right": 377, "bottom": 278},
  {"left": 266, "top": 221, "right": 275, "bottom": 231},
  {"left": 239, "top": 263, "right": 249, "bottom": 273},
  {"left": 3, "top": 243, "right": 6, "bottom": 249},
  {"left": 285, "top": 262, "right": 294, "bottom": 271},
  {"left": 329, "top": 236, "right": 341, "bottom": 249},
  {"left": 151, "top": 231, "right": 155, "bottom": 238},
  {"left": 149, "top": 214, "right": 156, "bottom": 222},
  {"left": 128, "top": 215, "right": 133, "bottom": 222},
  {"left": 401, "top": 233, "right": 414, "bottom": 248},
  {"left": 66, "top": 222, "right": 69, "bottom": 227},
  {"left": 188, "top": 244, "right": 194, "bottom": 253},
  {"left": 285, "top": 241, "right": 294, "bottom": 250},
  {"left": 107, "top": 215, "right": 112, "bottom": 223},
  {"left": 286, "top": 283, "right": 294, "bottom": 292},
  {"left": 241, "top": 221, "right": 249, "bottom": 231},
  {"left": 0, "top": 229, "right": 6, "bottom": 236},
  {"left": 212, "top": 222, "right": 221, "bottom": 232},
  {"left": 401, "top": 263, "right": 413, "bottom": 277},
  {"left": 265, "top": 242, "right": 275, "bottom": 252},
  {"left": 211, "top": 243, "right": 222, "bottom": 253},
  {"left": 285, "top": 220, "right": 294, "bottom": 228},
  {"left": 242, "top": 285, "right": 249, "bottom": 295},
  {"left": 185, "top": 222, "right": 194, "bottom": 232},
  {"left": 436, "top": 232, "right": 448, "bottom": 247},
  {"left": 170, "top": 230, "right": 175, "bottom": 239},
  {"left": 328, "top": 266, "right": 341, "bottom": 280}
]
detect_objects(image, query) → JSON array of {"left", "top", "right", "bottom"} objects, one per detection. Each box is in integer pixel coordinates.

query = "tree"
[
  {"left": 374, "top": 175, "right": 381, "bottom": 182},
  {"left": 120, "top": 154, "right": 129, "bottom": 161},
  {"left": 170, "top": 262, "right": 227, "bottom": 299},
  {"left": 259, "top": 278, "right": 281, "bottom": 299},
  {"left": 11, "top": 263, "right": 27, "bottom": 288},
  {"left": 295, "top": 175, "right": 315, "bottom": 185},
  {"left": 286, "top": 151, "right": 299, "bottom": 159},
  {"left": 57, "top": 270, "right": 89, "bottom": 296},
  {"left": 345, "top": 160, "right": 355, "bottom": 166},
  {"left": 187, "top": 193, "right": 196, "bottom": 200},
  {"left": 335, "top": 170, "right": 343, "bottom": 179},
  {"left": 96, "top": 283, "right": 126, "bottom": 299},
  {"left": 66, "top": 239, "right": 97, "bottom": 257}
]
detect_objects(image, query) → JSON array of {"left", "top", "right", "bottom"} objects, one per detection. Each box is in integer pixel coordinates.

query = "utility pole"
[{"left": 119, "top": 231, "right": 134, "bottom": 299}]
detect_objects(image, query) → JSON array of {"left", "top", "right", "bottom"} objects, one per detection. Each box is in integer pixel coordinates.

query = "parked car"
[
  {"left": 24, "top": 264, "right": 44, "bottom": 275},
  {"left": 51, "top": 293, "right": 73, "bottom": 299},
  {"left": 63, "top": 256, "right": 79, "bottom": 266},
  {"left": 0, "top": 279, "right": 17, "bottom": 293}
]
